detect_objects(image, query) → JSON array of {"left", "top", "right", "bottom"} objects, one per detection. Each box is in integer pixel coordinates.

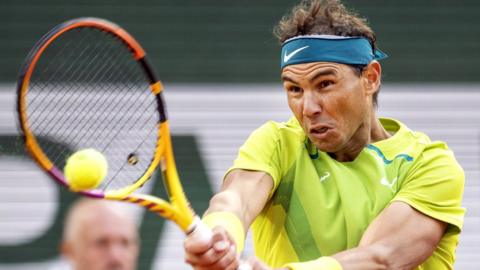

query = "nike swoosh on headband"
[{"left": 283, "top": 45, "right": 309, "bottom": 63}]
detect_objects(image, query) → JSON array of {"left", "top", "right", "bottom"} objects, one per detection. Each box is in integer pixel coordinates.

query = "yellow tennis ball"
[{"left": 64, "top": 148, "right": 108, "bottom": 191}]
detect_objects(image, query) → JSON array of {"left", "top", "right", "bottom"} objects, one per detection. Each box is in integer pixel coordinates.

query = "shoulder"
[
  {"left": 247, "top": 117, "right": 305, "bottom": 145},
  {"left": 231, "top": 117, "right": 305, "bottom": 189},
  {"left": 374, "top": 118, "right": 459, "bottom": 162},
  {"left": 386, "top": 119, "right": 465, "bottom": 231},
  {"left": 409, "top": 134, "right": 464, "bottom": 187},
  {"left": 257, "top": 117, "right": 304, "bottom": 136},
  {"left": 373, "top": 117, "right": 464, "bottom": 188}
]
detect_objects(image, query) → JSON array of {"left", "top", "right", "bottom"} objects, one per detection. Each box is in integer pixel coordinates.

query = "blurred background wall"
[
  {"left": 0, "top": 0, "right": 479, "bottom": 269},
  {"left": 1, "top": 0, "right": 480, "bottom": 83}
]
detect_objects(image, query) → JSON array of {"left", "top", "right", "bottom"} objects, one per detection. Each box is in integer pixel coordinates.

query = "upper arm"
[
  {"left": 333, "top": 143, "right": 464, "bottom": 270},
  {"left": 358, "top": 201, "right": 447, "bottom": 269},
  {"left": 332, "top": 202, "right": 447, "bottom": 270},
  {"left": 392, "top": 142, "right": 465, "bottom": 233},
  {"left": 361, "top": 144, "right": 464, "bottom": 269}
]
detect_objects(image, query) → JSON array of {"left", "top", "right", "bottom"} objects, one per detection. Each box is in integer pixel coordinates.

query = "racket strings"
[
  {"left": 26, "top": 27, "right": 160, "bottom": 191},
  {"left": 28, "top": 32, "right": 104, "bottom": 132},
  {"left": 103, "top": 123, "right": 158, "bottom": 190},
  {"left": 29, "top": 30, "right": 118, "bottom": 135},
  {"left": 72, "top": 42, "right": 160, "bottom": 186},
  {"left": 47, "top": 43, "right": 137, "bottom": 144},
  {"left": 35, "top": 33, "right": 127, "bottom": 158},
  {"left": 27, "top": 31, "right": 90, "bottom": 105}
]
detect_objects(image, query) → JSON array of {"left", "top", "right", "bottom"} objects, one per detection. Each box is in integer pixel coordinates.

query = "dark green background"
[{"left": 1, "top": 0, "right": 479, "bottom": 83}]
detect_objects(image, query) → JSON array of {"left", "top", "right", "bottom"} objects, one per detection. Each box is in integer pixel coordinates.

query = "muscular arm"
[
  {"left": 184, "top": 169, "right": 273, "bottom": 270},
  {"left": 191, "top": 170, "right": 448, "bottom": 270},
  {"left": 208, "top": 171, "right": 447, "bottom": 270},
  {"left": 332, "top": 201, "right": 447, "bottom": 270},
  {"left": 205, "top": 169, "right": 274, "bottom": 232}
]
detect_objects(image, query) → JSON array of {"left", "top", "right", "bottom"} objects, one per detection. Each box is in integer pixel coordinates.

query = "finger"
[
  {"left": 192, "top": 245, "right": 237, "bottom": 270},
  {"left": 185, "top": 225, "right": 236, "bottom": 267},
  {"left": 184, "top": 231, "right": 212, "bottom": 254},
  {"left": 215, "top": 245, "right": 239, "bottom": 270},
  {"left": 185, "top": 241, "right": 233, "bottom": 266},
  {"left": 211, "top": 228, "right": 232, "bottom": 252}
]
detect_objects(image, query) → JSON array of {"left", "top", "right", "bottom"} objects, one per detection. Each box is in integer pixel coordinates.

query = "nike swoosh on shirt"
[
  {"left": 283, "top": 45, "right": 309, "bottom": 63},
  {"left": 320, "top": 172, "right": 330, "bottom": 182},
  {"left": 380, "top": 177, "right": 398, "bottom": 189}
]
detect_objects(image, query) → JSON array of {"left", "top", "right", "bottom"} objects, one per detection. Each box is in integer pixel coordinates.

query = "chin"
[
  {"left": 309, "top": 132, "right": 343, "bottom": 152},
  {"left": 309, "top": 139, "right": 338, "bottom": 153},
  {"left": 315, "top": 143, "right": 339, "bottom": 153}
]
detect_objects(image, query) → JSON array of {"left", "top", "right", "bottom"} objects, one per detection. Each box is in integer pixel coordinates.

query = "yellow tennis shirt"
[{"left": 227, "top": 117, "right": 465, "bottom": 269}]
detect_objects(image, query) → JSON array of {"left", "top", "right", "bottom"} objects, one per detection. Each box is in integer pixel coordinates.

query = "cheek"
[
  {"left": 328, "top": 88, "right": 366, "bottom": 129},
  {"left": 287, "top": 98, "right": 304, "bottom": 122},
  {"left": 128, "top": 247, "right": 139, "bottom": 263}
]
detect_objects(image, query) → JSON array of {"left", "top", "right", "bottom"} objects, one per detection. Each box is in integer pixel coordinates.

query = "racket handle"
[{"left": 189, "top": 216, "right": 213, "bottom": 244}]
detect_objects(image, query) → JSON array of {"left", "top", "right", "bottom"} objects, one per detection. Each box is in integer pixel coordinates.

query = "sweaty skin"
[
  {"left": 183, "top": 61, "right": 447, "bottom": 270},
  {"left": 281, "top": 61, "right": 390, "bottom": 161}
]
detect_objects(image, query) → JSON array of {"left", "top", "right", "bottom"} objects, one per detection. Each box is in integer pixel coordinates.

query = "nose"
[
  {"left": 108, "top": 243, "right": 127, "bottom": 264},
  {"left": 302, "top": 90, "right": 322, "bottom": 118}
]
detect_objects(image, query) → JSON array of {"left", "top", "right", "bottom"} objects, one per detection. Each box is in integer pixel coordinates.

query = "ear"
[{"left": 363, "top": 61, "right": 382, "bottom": 96}]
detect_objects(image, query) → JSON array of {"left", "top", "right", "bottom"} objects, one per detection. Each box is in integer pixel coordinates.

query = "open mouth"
[{"left": 311, "top": 127, "right": 329, "bottom": 134}]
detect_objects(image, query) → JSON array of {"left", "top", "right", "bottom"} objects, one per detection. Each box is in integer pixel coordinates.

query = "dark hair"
[{"left": 274, "top": 0, "right": 380, "bottom": 106}]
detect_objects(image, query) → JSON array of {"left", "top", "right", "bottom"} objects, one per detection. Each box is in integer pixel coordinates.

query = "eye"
[
  {"left": 319, "top": 80, "right": 334, "bottom": 89},
  {"left": 287, "top": 86, "right": 302, "bottom": 94}
]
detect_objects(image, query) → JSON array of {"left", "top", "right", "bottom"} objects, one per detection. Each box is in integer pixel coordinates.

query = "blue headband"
[{"left": 280, "top": 35, "right": 388, "bottom": 69}]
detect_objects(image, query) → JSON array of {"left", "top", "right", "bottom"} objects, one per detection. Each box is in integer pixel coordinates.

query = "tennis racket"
[{"left": 16, "top": 18, "right": 249, "bottom": 268}]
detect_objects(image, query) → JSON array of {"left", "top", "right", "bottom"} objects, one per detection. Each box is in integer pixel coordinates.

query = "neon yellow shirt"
[{"left": 227, "top": 117, "right": 465, "bottom": 269}]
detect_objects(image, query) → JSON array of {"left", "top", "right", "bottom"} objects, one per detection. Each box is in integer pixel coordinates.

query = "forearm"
[
  {"left": 282, "top": 246, "right": 386, "bottom": 270},
  {"left": 286, "top": 243, "right": 420, "bottom": 270},
  {"left": 334, "top": 203, "right": 445, "bottom": 270},
  {"left": 286, "top": 202, "right": 445, "bottom": 270},
  {"left": 204, "top": 169, "right": 273, "bottom": 231},
  {"left": 205, "top": 189, "right": 250, "bottom": 232},
  {"left": 201, "top": 170, "right": 273, "bottom": 252},
  {"left": 331, "top": 244, "right": 392, "bottom": 270}
]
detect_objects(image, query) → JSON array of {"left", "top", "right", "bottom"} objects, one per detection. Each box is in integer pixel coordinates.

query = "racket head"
[{"left": 16, "top": 18, "right": 194, "bottom": 230}]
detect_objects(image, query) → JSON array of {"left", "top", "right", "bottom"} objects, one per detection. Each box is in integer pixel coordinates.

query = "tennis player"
[{"left": 184, "top": 0, "right": 465, "bottom": 269}]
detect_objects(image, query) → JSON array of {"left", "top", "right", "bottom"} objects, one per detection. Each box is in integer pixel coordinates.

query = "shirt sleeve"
[
  {"left": 224, "top": 121, "right": 283, "bottom": 194},
  {"left": 392, "top": 141, "right": 465, "bottom": 232}
]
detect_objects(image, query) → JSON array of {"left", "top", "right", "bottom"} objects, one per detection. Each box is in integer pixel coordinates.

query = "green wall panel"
[{"left": 1, "top": 0, "right": 479, "bottom": 83}]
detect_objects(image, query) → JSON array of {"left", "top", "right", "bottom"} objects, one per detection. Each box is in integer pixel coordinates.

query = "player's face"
[
  {"left": 282, "top": 62, "right": 375, "bottom": 156},
  {"left": 73, "top": 214, "right": 139, "bottom": 270}
]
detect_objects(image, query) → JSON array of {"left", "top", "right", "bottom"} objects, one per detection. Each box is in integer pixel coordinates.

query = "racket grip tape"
[{"left": 188, "top": 216, "right": 213, "bottom": 244}]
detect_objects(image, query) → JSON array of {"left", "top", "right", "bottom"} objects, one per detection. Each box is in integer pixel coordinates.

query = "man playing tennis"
[{"left": 184, "top": 0, "right": 465, "bottom": 269}]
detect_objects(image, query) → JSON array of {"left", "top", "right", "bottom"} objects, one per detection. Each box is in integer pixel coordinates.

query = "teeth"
[{"left": 312, "top": 127, "right": 328, "bottom": 133}]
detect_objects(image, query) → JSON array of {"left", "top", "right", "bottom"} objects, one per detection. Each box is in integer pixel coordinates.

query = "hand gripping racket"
[{"left": 16, "top": 17, "right": 249, "bottom": 269}]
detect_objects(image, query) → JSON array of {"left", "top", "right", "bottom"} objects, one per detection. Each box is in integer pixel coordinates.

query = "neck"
[{"left": 330, "top": 112, "right": 391, "bottom": 162}]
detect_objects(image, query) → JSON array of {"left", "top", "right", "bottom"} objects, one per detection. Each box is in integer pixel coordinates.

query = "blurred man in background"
[{"left": 61, "top": 198, "right": 139, "bottom": 270}]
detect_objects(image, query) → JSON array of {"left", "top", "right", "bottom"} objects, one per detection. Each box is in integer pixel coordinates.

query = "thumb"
[
  {"left": 184, "top": 224, "right": 213, "bottom": 253},
  {"left": 211, "top": 228, "right": 231, "bottom": 252}
]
